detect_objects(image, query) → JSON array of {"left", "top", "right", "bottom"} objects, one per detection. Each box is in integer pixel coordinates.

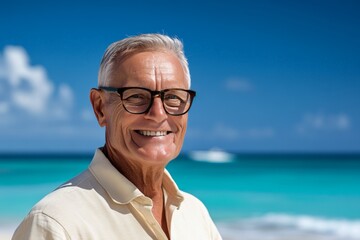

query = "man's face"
[{"left": 99, "top": 51, "right": 189, "bottom": 167}]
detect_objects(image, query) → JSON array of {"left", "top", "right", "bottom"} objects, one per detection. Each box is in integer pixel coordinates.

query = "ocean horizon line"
[{"left": 1, "top": 151, "right": 360, "bottom": 159}]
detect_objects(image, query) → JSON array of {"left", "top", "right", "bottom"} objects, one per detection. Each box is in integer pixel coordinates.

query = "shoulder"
[
  {"left": 12, "top": 210, "right": 71, "bottom": 240},
  {"left": 181, "top": 191, "right": 206, "bottom": 206},
  {"left": 172, "top": 191, "right": 223, "bottom": 240},
  {"left": 13, "top": 169, "right": 103, "bottom": 239},
  {"left": 35, "top": 170, "right": 95, "bottom": 212},
  {"left": 178, "top": 191, "right": 213, "bottom": 219},
  {"left": 27, "top": 169, "right": 102, "bottom": 225}
]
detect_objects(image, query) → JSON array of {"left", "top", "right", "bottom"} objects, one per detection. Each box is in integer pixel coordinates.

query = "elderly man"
[{"left": 12, "top": 34, "right": 222, "bottom": 240}]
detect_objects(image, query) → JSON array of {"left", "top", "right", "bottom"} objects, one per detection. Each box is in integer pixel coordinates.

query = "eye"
[
  {"left": 164, "top": 94, "right": 185, "bottom": 108},
  {"left": 165, "top": 90, "right": 189, "bottom": 101},
  {"left": 126, "top": 94, "right": 145, "bottom": 99},
  {"left": 165, "top": 94, "right": 182, "bottom": 100},
  {"left": 124, "top": 94, "right": 147, "bottom": 104},
  {"left": 122, "top": 89, "right": 151, "bottom": 106}
]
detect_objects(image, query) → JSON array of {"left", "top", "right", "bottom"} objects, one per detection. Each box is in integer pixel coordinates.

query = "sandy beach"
[
  {"left": 1, "top": 225, "right": 353, "bottom": 240},
  {"left": 0, "top": 230, "right": 13, "bottom": 240}
]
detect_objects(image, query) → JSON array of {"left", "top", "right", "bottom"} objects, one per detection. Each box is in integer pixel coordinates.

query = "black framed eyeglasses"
[{"left": 98, "top": 86, "right": 196, "bottom": 116}]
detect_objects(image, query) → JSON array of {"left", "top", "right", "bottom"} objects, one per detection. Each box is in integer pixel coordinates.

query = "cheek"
[
  {"left": 105, "top": 103, "right": 128, "bottom": 140},
  {"left": 175, "top": 115, "right": 188, "bottom": 141}
]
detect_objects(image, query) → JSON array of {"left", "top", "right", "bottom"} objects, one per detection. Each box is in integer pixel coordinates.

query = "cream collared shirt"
[{"left": 12, "top": 149, "right": 222, "bottom": 240}]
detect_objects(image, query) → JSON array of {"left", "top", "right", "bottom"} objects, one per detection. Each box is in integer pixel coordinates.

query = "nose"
[{"left": 144, "top": 96, "right": 168, "bottom": 122}]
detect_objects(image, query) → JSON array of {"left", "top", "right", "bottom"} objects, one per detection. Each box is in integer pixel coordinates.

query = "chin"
[{"left": 136, "top": 147, "right": 178, "bottom": 166}]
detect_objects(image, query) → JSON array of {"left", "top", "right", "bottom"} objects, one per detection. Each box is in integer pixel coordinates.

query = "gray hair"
[{"left": 98, "top": 34, "right": 191, "bottom": 87}]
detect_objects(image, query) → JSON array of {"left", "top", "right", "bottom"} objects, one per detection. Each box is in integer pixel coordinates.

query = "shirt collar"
[{"left": 89, "top": 149, "right": 184, "bottom": 206}]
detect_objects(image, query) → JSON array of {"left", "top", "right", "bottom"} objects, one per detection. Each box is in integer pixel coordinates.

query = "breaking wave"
[{"left": 217, "top": 213, "right": 360, "bottom": 240}]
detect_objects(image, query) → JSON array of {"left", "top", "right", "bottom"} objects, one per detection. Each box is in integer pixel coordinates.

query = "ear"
[{"left": 90, "top": 88, "right": 107, "bottom": 127}]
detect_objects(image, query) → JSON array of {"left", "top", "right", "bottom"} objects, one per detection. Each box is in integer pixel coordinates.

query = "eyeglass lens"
[{"left": 122, "top": 88, "right": 192, "bottom": 115}]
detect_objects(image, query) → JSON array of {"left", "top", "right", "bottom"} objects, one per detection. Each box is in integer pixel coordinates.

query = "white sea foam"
[
  {"left": 217, "top": 213, "right": 360, "bottom": 240},
  {"left": 3, "top": 214, "right": 360, "bottom": 240},
  {"left": 0, "top": 225, "right": 16, "bottom": 240},
  {"left": 189, "top": 149, "right": 234, "bottom": 163}
]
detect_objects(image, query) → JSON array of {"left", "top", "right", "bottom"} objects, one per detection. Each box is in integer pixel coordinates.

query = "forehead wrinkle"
[
  {"left": 154, "top": 64, "right": 162, "bottom": 90},
  {"left": 110, "top": 51, "right": 186, "bottom": 89},
  {"left": 155, "top": 60, "right": 181, "bottom": 89},
  {"left": 134, "top": 56, "right": 158, "bottom": 86},
  {"left": 120, "top": 66, "right": 156, "bottom": 88}
]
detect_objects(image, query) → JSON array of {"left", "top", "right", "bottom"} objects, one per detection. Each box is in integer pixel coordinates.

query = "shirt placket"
[{"left": 130, "top": 197, "right": 169, "bottom": 240}]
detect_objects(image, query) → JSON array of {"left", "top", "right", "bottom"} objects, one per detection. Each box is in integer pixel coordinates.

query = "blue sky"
[{"left": 0, "top": 0, "right": 359, "bottom": 153}]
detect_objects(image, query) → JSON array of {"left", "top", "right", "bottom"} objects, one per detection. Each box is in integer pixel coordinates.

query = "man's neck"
[
  {"left": 100, "top": 146, "right": 170, "bottom": 237},
  {"left": 101, "top": 146, "right": 165, "bottom": 198}
]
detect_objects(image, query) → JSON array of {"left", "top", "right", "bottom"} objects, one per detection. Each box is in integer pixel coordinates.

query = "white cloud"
[
  {"left": 296, "top": 113, "right": 350, "bottom": 134},
  {"left": 212, "top": 124, "right": 240, "bottom": 140},
  {"left": 225, "top": 77, "right": 253, "bottom": 92},
  {"left": 0, "top": 46, "right": 73, "bottom": 119},
  {"left": 209, "top": 123, "right": 274, "bottom": 140}
]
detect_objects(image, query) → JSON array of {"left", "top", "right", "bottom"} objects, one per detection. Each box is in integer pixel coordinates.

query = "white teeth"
[{"left": 138, "top": 130, "right": 168, "bottom": 137}]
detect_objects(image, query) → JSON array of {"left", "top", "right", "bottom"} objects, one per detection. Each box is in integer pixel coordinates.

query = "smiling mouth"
[{"left": 135, "top": 130, "right": 171, "bottom": 137}]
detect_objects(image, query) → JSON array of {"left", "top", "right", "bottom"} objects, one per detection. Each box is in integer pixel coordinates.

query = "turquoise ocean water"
[{"left": 1, "top": 153, "right": 360, "bottom": 239}]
